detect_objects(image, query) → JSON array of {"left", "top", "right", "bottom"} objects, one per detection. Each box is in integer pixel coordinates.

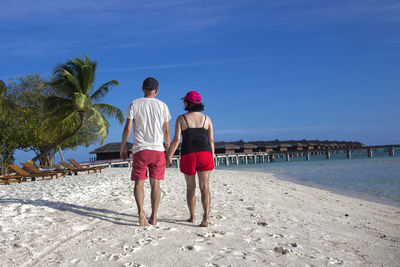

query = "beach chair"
[
  {"left": 41, "top": 163, "right": 76, "bottom": 175},
  {"left": 0, "top": 174, "right": 22, "bottom": 185},
  {"left": 21, "top": 162, "right": 66, "bottom": 178},
  {"left": 8, "top": 164, "right": 58, "bottom": 181},
  {"left": 67, "top": 158, "right": 102, "bottom": 174},
  {"left": 59, "top": 161, "right": 88, "bottom": 174}
]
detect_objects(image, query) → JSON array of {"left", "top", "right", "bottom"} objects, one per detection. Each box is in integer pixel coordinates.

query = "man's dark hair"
[
  {"left": 142, "top": 77, "right": 159, "bottom": 91},
  {"left": 184, "top": 100, "right": 205, "bottom": 112}
]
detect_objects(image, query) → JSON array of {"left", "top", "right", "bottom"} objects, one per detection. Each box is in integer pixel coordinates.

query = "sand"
[{"left": 0, "top": 168, "right": 399, "bottom": 266}]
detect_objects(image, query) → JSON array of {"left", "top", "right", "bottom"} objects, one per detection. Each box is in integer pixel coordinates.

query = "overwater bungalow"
[
  {"left": 232, "top": 141, "right": 257, "bottom": 153},
  {"left": 214, "top": 142, "right": 240, "bottom": 154}
]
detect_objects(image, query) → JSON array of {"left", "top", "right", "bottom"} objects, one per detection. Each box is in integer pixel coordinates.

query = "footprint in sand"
[
  {"left": 181, "top": 244, "right": 200, "bottom": 251},
  {"left": 256, "top": 221, "right": 268, "bottom": 226},
  {"left": 328, "top": 257, "right": 344, "bottom": 265},
  {"left": 273, "top": 246, "right": 291, "bottom": 255},
  {"left": 269, "top": 233, "right": 284, "bottom": 238}
]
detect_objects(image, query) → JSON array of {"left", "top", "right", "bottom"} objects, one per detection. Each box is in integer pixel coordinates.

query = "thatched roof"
[
  {"left": 215, "top": 142, "right": 240, "bottom": 150},
  {"left": 90, "top": 142, "right": 133, "bottom": 154}
]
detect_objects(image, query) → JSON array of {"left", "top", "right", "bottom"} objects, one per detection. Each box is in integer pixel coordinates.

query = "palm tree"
[{"left": 45, "top": 55, "right": 124, "bottom": 147}]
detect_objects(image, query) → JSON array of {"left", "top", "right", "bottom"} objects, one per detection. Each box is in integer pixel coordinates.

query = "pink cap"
[{"left": 182, "top": 91, "right": 202, "bottom": 104}]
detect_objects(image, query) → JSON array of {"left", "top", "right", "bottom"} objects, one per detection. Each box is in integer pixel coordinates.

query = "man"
[{"left": 120, "top": 77, "right": 171, "bottom": 226}]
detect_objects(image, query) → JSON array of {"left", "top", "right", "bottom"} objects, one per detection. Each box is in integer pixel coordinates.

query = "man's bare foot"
[
  {"left": 139, "top": 215, "right": 150, "bottom": 226},
  {"left": 149, "top": 216, "right": 157, "bottom": 225},
  {"left": 199, "top": 220, "right": 209, "bottom": 227},
  {"left": 187, "top": 216, "right": 195, "bottom": 223}
]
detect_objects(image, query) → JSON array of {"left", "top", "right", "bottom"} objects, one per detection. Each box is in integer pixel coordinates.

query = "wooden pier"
[
  {"left": 85, "top": 145, "right": 399, "bottom": 169},
  {"left": 172, "top": 145, "right": 400, "bottom": 168}
]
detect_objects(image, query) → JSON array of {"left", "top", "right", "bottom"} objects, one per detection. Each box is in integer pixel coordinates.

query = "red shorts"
[
  {"left": 180, "top": 151, "right": 214, "bottom": 175},
  {"left": 131, "top": 150, "right": 166, "bottom": 181}
]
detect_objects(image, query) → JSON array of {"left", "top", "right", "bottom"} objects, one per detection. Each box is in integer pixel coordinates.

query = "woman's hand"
[{"left": 166, "top": 156, "right": 173, "bottom": 167}]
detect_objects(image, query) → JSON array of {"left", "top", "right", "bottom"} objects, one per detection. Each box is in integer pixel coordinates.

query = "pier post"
[
  {"left": 286, "top": 152, "right": 290, "bottom": 162},
  {"left": 266, "top": 154, "right": 270, "bottom": 163},
  {"left": 270, "top": 154, "right": 275, "bottom": 162},
  {"left": 306, "top": 152, "right": 310, "bottom": 161},
  {"left": 235, "top": 155, "right": 239, "bottom": 165},
  {"left": 389, "top": 146, "right": 395, "bottom": 157},
  {"left": 245, "top": 156, "right": 248, "bottom": 164},
  {"left": 254, "top": 155, "right": 257, "bottom": 164},
  {"left": 368, "top": 148, "right": 373, "bottom": 158},
  {"left": 326, "top": 151, "right": 331, "bottom": 160},
  {"left": 226, "top": 156, "right": 229, "bottom": 166},
  {"left": 347, "top": 150, "right": 352, "bottom": 159}
]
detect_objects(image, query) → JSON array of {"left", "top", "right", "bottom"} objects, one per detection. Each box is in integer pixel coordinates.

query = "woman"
[{"left": 166, "top": 91, "right": 215, "bottom": 227}]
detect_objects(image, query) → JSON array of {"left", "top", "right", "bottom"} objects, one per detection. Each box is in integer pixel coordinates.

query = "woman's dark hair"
[{"left": 184, "top": 100, "right": 204, "bottom": 112}]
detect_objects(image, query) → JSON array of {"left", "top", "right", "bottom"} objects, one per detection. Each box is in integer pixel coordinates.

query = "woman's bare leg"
[
  {"left": 198, "top": 170, "right": 211, "bottom": 227},
  {"left": 185, "top": 174, "right": 196, "bottom": 223}
]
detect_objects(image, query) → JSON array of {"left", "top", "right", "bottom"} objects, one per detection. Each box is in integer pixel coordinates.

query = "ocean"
[{"left": 217, "top": 152, "right": 400, "bottom": 207}]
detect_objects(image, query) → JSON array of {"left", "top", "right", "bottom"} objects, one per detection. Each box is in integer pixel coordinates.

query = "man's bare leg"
[
  {"left": 185, "top": 174, "right": 196, "bottom": 223},
  {"left": 134, "top": 180, "right": 149, "bottom": 226},
  {"left": 198, "top": 171, "right": 211, "bottom": 227},
  {"left": 149, "top": 178, "right": 161, "bottom": 225}
]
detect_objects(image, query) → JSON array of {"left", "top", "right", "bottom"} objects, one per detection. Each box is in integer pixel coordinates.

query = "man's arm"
[
  {"left": 163, "top": 121, "right": 171, "bottom": 152},
  {"left": 120, "top": 118, "right": 133, "bottom": 160}
]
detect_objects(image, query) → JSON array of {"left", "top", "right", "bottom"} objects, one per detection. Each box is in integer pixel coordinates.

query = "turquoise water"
[{"left": 218, "top": 155, "right": 400, "bottom": 207}]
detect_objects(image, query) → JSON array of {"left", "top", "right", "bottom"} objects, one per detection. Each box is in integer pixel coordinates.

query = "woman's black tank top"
[{"left": 181, "top": 114, "right": 211, "bottom": 155}]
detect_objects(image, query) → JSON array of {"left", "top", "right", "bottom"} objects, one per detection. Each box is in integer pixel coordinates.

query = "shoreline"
[
  {"left": 1, "top": 168, "right": 399, "bottom": 266},
  {"left": 217, "top": 156, "right": 400, "bottom": 208}
]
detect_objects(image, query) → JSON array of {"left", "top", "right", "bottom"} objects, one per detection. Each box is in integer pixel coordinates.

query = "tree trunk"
[{"left": 58, "top": 146, "right": 65, "bottom": 162}]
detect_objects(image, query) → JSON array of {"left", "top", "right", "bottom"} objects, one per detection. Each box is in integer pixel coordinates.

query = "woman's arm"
[
  {"left": 207, "top": 116, "right": 215, "bottom": 158},
  {"left": 166, "top": 115, "right": 183, "bottom": 166}
]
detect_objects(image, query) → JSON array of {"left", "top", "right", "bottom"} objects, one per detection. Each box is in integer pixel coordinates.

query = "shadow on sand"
[{"left": 0, "top": 198, "right": 138, "bottom": 226}]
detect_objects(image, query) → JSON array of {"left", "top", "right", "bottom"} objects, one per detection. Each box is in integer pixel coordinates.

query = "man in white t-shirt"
[{"left": 120, "top": 77, "right": 171, "bottom": 226}]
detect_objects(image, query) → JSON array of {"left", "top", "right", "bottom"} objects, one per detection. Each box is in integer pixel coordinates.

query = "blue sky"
[{"left": 1, "top": 0, "right": 399, "bottom": 162}]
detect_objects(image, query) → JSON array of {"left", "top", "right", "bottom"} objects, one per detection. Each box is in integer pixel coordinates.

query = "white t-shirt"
[{"left": 125, "top": 97, "right": 171, "bottom": 154}]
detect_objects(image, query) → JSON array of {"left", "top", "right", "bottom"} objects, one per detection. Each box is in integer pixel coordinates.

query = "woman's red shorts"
[{"left": 180, "top": 151, "right": 214, "bottom": 175}]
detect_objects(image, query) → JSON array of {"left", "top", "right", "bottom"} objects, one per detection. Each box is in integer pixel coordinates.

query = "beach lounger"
[
  {"left": 21, "top": 162, "right": 66, "bottom": 178},
  {"left": 0, "top": 174, "right": 22, "bottom": 185},
  {"left": 8, "top": 164, "right": 58, "bottom": 181},
  {"left": 67, "top": 158, "right": 102, "bottom": 174},
  {"left": 41, "top": 163, "right": 76, "bottom": 175},
  {"left": 59, "top": 161, "right": 88, "bottom": 174}
]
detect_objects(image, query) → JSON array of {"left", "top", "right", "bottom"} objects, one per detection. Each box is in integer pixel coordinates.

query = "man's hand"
[{"left": 120, "top": 146, "right": 127, "bottom": 161}]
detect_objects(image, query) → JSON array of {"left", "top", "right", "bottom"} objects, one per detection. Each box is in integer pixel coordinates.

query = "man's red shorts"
[
  {"left": 180, "top": 151, "right": 214, "bottom": 175},
  {"left": 131, "top": 150, "right": 166, "bottom": 181}
]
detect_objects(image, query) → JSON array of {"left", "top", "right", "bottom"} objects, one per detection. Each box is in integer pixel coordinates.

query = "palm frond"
[
  {"left": 62, "top": 69, "right": 82, "bottom": 93},
  {"left": 44, "top": 96, "right": 73, "bottom": 113},
  {"left": 72, "top": 92, "right": 90, "bottom": 110},
  {"left": 46, "top": 110, "right": 82, "bottom": 138},
  {"left": 90, "top": 80, "right": 120, "bottom": 102},
  {"left": 82, "top": 65, "right": 94, "bottom": 95},
  {"left": 92, "top": 103, "right": 124, "bottom": 124},
  {"left": 86, "top": 107, "right": 110, "bottom": 144}
]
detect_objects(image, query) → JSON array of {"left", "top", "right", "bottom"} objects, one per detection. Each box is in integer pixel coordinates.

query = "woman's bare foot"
[
  {"left": 149, "top": 216, "right": 157, "bottom": 225},
  {"left": 199, "top": 220, "right": 209, "bottom": 227},
  {"left": 139, "top": 215, "right": 150, "bottom": 226},
  {"left": 187, "top": 215, "right": 195, "bottom": 223}
]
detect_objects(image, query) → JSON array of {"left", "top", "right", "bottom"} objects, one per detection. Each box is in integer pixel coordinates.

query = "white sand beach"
[{"left": 1, "top": 168, "right": 399, "bottom": 266}]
